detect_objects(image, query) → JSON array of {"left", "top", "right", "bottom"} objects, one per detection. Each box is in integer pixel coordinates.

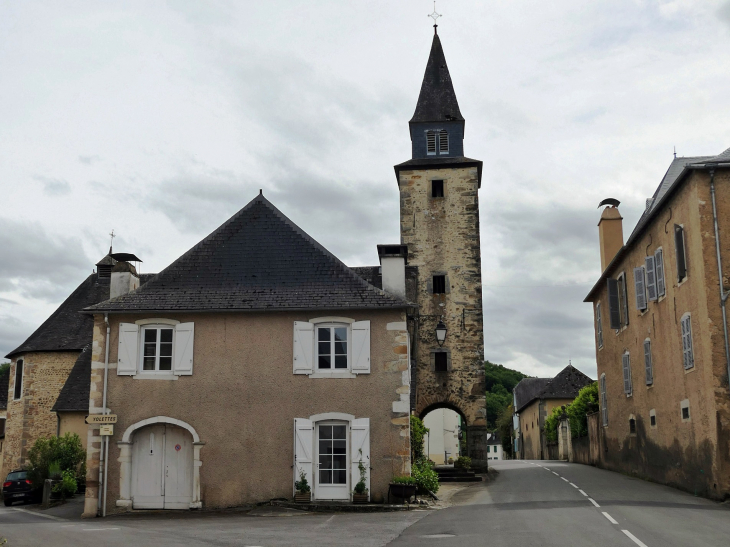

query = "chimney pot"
[
  {"left": 598, "top": 206, "right": 624, "bottom": 272},
  {"left": 377, "top": 245, "right": 408, "bottom": 299}
]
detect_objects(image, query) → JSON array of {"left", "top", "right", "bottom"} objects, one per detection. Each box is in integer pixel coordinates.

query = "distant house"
[
  {"left": 486, "top": 432, "right": 503, "bottom": 461},
  {"left": 423, "top": 408, "right": 462, "bottom": 464},
  {"left": 584, "top": 149, "right": 730, "bottom": 499},
  {"left": 513, "top": 365, "right": 593, "bottom": 460}
]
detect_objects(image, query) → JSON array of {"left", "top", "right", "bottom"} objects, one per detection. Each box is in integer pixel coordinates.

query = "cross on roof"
[{"left": 109, "top": 229, "right": 115, "bottom": 251}]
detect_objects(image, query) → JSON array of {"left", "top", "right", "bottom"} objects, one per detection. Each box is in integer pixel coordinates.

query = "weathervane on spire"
[
  {"left": 109, "top": 229, "right": 115, "bottom": 252},
  {"left": 428, "top": 1, "right": 442, "bottom": 33}
]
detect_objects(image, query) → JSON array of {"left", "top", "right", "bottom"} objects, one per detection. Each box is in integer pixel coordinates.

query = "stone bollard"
[{"left": 42, "top": 479, "right": 53, "bottom": 508}]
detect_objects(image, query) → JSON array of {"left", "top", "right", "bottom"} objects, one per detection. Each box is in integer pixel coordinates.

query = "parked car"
[{"left": 2, "top": 470, "right": 39, "bottom": 506}]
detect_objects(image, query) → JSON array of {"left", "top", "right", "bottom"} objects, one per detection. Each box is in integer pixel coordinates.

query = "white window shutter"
[
  {"left": 173, "top": 323, "right": 194, "bottom": 375},
  {"left": 351, "top": 418, "right": 370, "bottom": 500},
  {"left": 634, "top": 267, "right": 647, "bottom": 310},
  {"left": 622, "top": 353, "right": 632, "bottom": 395},
  {"left": 293, "top": 418, "right": 313, "bottom": 495},
  {"left": 645, "top": 256, "right": 657, "bottom": 301},
  {"left": 644, "top": 339, "right": 653, "bottom": 385},
  {"left": 655, "top": 249, "right": 665, "bottom": 297},
  {"left": 351, "top": 321, "right": 371, "bottom": 374},
  {"left": 117, "top": 323, "right": 139, "bottom": 375},
  {"left": 293, "top": 322, "right": 314, "bottom": 374}
]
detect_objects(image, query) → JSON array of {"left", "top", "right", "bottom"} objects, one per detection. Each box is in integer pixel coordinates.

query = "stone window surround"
[
  {"left": 649, "top": 409, "right": 657, "bottom": 429},
  {"left": 427, "top": 272, "right": 451, "bottom": 295},
  {"left": 680, "top": 399, "right": 691, "bottom": 422},
  {"left": 132, "top": 318, "right": 182, "bottom": 381},
  {"left": 116, "top": 416, "right": 204, "bottom": 510},
  {"left": 429, "top": 348, "right": 452, "bottom": 372},
  {"left": 12, "top": 358, "right": 24, "bottom": 401},
  {"left": 308, "top": 317, "right": 357, "bottom": 379}
]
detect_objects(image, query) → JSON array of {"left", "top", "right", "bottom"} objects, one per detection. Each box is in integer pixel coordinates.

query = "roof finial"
[
  {"left": 674, "top": 145, "right": 677, "bottom": 159},
  {"left": 109, "top": 229, "right": 115, "bottom": 253},
  {"left": 428, "top": 1, "right": 441, "bottom": 34}
]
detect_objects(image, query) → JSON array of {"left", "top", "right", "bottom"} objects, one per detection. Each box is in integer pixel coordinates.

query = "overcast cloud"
[{"left": 1, "top": 1, "right": 730, "bottom": 377}]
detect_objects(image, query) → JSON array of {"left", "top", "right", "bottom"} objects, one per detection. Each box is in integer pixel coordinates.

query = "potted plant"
[
  {"left": 388, "top": 476, "right": 417, "bottom": 504},
  {"left": 353, "top": 450, "right": 369, "bottom": 504},
  {"left": 294, "top": 468, "right": 311, "bottom": 503}
]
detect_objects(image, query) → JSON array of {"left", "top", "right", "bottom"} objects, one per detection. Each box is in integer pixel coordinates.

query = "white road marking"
[
  {"left": 588, "top": 498, "right": 600, "bottom": 507},
  {"left": 570, "top": 483, "right": 579, "bottom": 488},
  {"left": 552, "top": 472, "right": 559, "bottom": 476},
  {"left": 561, "top": 477, "right": 569, "bottom": 482},
  {"left": 622, "top": 530, "right": 649, "bottom": 547},
  {"left": 602, "top": 512, "right": 618, "bottom": 524},
  {"left": 578, "top": 489, "right": 588, "bottom": 496},
  {"left": 10, "top": 507, "right": 67, "bottom": 522},
  {"left": 82, "top": 528, "right": 120, "bottom": 531},
  {"left": 421, "top": 534, "right": 456, "bottom": 538}
]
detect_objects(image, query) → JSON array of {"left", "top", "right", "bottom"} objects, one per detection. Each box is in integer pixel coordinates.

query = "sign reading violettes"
[{"left": 85, "top": 414, "right": 118, "bottom": 424}]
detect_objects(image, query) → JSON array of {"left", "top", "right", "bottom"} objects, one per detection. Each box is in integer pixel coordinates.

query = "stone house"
[
  {"left": 0, "top": 368, "right": 8, "bottom": 472},
  {"left": 0, "top": 253, "right": 152, "bottom": 480},
  {"left": 585, "top": 150, "right": 730, "bottom": 499},
  {"left": 80, "top": 195, "right": 413, "bottom": 515},
  {"left": 513, "top": 365, "right": 593, "bottom": 460}
]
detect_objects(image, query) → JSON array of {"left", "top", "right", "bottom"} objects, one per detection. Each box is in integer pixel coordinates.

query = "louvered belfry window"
[
  {"left": 426, "top": 131, "right": 437, "bottom": 154},
  {"left": 439, "top": 130, "right": 449, "bottom": 154}
]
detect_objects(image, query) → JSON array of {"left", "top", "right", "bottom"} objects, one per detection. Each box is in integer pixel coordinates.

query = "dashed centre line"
[
  {"left": 569, "top": 483, "right": 579, "bottom": 488},
  {"left": 552, "top": 472, "right": 559, "bottom": 476},
  {"left": 622, "top": 530, "right": 649, "bottom": 547},
  {"left": 561, "top": 477, "right": 569, "bottom": 482},
  {"left": 602, "top": 512, "right": 618, "bottom": 525},
  {"left": 588, "top": 498, "right": 600, "bottom": 508},
  {"left": 578, "top": 489, "right": 588, "bottom": 496}
]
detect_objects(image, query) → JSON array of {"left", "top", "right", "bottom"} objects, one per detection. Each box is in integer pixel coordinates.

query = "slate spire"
[{"left": 410, "top": 33, "right": 464, "bottom": 124}]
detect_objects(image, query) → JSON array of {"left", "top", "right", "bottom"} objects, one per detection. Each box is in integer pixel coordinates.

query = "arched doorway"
[
  {"left": 131, "top": 423, "right": 193, "bottom": 509},
  {"left": 419, "top": 403, "right": 468, "bottom": 465},
  {"left": 118, "top": 416, "right": 203, "bottom": 510}
]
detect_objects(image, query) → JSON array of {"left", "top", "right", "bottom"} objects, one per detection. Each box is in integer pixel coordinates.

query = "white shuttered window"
[
  {"left": 118, "top": 322, "right": 194, "bottom": 376},
  {"left": 293, "top": 320, "right": 371, "bottom": 375},
  {"left": 681, "top": 314, "right": 694, "bottom": 370},
  {"left": 622, "top": 352, "right": 633, "bottom": 396}
]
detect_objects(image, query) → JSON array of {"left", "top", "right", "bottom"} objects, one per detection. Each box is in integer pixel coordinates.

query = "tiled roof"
[
  {"left": 514, "top": 378, "right": 551, "bottom": 413},
  {"left": 5, "top": 273, "right": 156, "bottom": 359},
  {"left": 410, "top": 33, "right": 464, "bottom": 124},
  {"left": 52, "top": 346, "right": 90, "bottom": 412},
  {"left": 85, "top": 194, "right": 411, "bottom": 313},
  {"left": 692, "top": 146, "right": 730, "bottom": 164},
  {"left": 0, "top": 367, "right": 9, "bottom": 411}
]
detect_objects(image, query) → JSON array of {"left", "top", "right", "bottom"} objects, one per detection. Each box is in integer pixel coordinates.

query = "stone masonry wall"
[
  {"left": 399, "top": 166, "right": 486, "bottom": 431},
  {"left": 1, "top": 351, "right": 79, "bottom": 479}
]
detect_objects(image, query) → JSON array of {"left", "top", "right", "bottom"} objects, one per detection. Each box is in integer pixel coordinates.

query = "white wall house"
[{"left": 423, "top": 409, "right": 461, "bottom": 464}]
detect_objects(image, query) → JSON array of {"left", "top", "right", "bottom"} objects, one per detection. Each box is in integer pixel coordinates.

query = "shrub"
[
  {"left": 353, "top": 449, "right": 368, "bottom": 494},
  {"left": 544, "top": 406, "right": 564, "bottom": 444},
  {"left": 294, "top": 468, "right": 310, "bottom": 494},
  {"left": 567, "top": 382, "right": 599, "bottom": 438},
  {"left": 52, "top": 470, "right": 77, "bottom": 499},
  {"left": 391, "top": 475, "right": 417, "bottom": 486},
  {"left": 26, "top": 433, "right": 85, "bottom": 489},
  {"left": 412, "top": 458, "right": 439, "bottom": 494},
  {"left": 410, "top": 416, "right": 429, "bottom": 461},
  {"left": 453, "top": 456, "right": 472, "bottom": 469}
]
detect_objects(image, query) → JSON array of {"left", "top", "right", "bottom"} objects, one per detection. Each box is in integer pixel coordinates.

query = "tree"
[
  {"left": 484, "top": 361, "right": 527, "bottom": 430},
  {"left": 0, "top": 361, "right": 9, "bottom": 376},
  {"left": 26, "top": 433, "right": 86, "bottom": 489},
  {"left": 496, "top": 403, "right": 515, "bottom": 458},
  {"left": 410, "top": 415, "right": 429, "bottom": 461}
]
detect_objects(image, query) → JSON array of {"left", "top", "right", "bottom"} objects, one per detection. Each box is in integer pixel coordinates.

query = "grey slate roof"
[
  {"left": 691, "top": 146, "right": 730, "bottom": 164},
  {"left": 0, "top": 367, "right": 9, "bottom": 411},
  {"left": 513, "top": 378, "right": 551, "bottom": 413},
  {"left": 410, "top": 33, "right": 464, "bottom": 124},
  {"left": 52, "top": 346, "right": 90, "bottom": 412},
  {"left": 85, "top": 194, "right": 410, "bottom": 313},
  {"left": 513, "top": 365, "right": 593, "bottom": 413},
  {"left": 394, "top": 156, "right": 483, "bottom": 186},
  {"left": 5, "top": 272, "right": 156, "bottom": 359}
]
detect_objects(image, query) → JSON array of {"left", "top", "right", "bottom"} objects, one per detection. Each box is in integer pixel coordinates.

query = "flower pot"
[
  {"left": 352, "top": 493, "right": 369, "bottom": 504},
  {"left": 294, "top": 492, "right": 311, "bottom": 503},
  {"left": 388, "top": 483, "right": 417, "bottom": 503}
]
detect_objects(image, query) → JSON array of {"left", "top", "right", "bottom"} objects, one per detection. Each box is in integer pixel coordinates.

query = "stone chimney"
[
  {"left": 598, "top": 205, "right": 624, "bottom": 271},
  {"left": 110, "top": 261, "right": 140, "bottom": 299},
  {"left": 377, "top": 244, "right": 408, "bottom": 299}
]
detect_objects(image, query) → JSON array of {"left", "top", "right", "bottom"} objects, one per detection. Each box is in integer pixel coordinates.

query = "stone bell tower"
[{"left": 395, "top": 28, "right": 488, "bottom": 468}]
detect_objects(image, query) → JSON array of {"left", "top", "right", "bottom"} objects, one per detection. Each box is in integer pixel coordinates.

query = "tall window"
[
  {"left": 434, "top": 352, "right": 447, "bottom": 372},
  {"left": 600, "top": 373, "right": 608, "bottom": 426},
  {"left": 675, "top": 224, "right": 687, "bottom": 282},
  {"left": 617, "top": 273, "right": 628, "bottom": 327},
  {"left": 141, "top": 326, "right": 174, "bottom": 372},
  {"left": 432, "top": 180, "right": 444, "bottom": 198},
  {"left": 596, "top": 303, "right": 603, "bottom": 348},
  {"left": 439, "top": 130, "right": 449, "bottom": 154},
  {"left": 644, "top": 339, "right": 653, "bottom": 385},
  {"left": 432, "top": 275, "right": 446, "bottom": 294},
  {"left": 317, "top": 325, "right": 348, "bottom": 370},
  {"left": 634, "top": 266, "right": 647, "bottom": 311},
  {"left": 681, "top": 313, "right": 694, "bottom": 370},
  {"left": 622, "top": 351, "right": 633, "bottom": 396},
  {"left": 13, "top": 359, "right": 23, "bottom": 400},
  {"left": 655, "top": 248, "right": 666, "bottom": 297}
]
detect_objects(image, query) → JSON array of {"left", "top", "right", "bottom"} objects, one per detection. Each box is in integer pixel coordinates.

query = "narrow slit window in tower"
[
  {"left": 432, "top": 180, "right": 444, "bottom": 198},
  {"left": 433, "top": 275, "right": 446, "bottom": 294},
  {"left": 434, "top": 352, "right": 448, "bottom": 372}
]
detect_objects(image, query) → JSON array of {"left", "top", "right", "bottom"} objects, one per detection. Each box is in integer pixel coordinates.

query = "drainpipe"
[
  {"left": 709, "top": 169, "right": 730, "bottom": 390},
  {"left": 98, "top": 313, "right": 111, "bottom": 516}
]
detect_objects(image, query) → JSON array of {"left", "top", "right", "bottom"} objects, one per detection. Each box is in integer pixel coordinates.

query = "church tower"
[{"left": 395, "top": 29, "right": 488, "bottom": 468}]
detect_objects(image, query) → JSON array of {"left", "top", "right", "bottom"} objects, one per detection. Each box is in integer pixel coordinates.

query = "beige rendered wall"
[
  {"left": 592, "top": 169, "right": 730, "bottom": 499},
  {"left": 1, "top": 351, "right": 79, "bottom": 479},
  {"left": 59, "top": 412, "right": 89, "bottom": 451},
  {"left": 84, "top": 309, "right": 410, "bottom": 515},
  {"left": 399, "top": 166, "right": 486, "bottom": 459},
  {"left": 423, "top": 408, "right": 461, "bottom": 464},
  {"left": 519, "top": 398, "right": 573, "bottom": 460}
]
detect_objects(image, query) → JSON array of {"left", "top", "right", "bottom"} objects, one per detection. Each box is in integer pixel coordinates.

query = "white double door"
[{"left": 132, "top": 424, "right": 193, "bottom": 509}]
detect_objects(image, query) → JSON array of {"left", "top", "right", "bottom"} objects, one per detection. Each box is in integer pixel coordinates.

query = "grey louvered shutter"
[
  {"left": 622, "top": 353, "right": 632, "bottom": 395},
  {"left": 620, "top": 275, "right": 629, "bottom": 326},
  {"left": 634, "top": 267, "right": 647, "bottom": 311},
  {"left": 596, "top": 303, "right": 603, "bottom": 348},
  {"left": 645, "top": 256, "right": 657, "bottom": 301},
  {"left": 439, "top": 130, "right": 449, "bottom": 153},
  {"left": 655, "top": 248, "right": 665, "bottom": 297},
  {"left": 607, "top": 279, "right": 621, "bottom": 329},
  {"left": 426, "top": 131, "right": 436, "bottom": 154},
  {"left": 682, "top": 315, "right": 694, "bottom": 369},
  {"left": 675, "top": 225, "right": 687, "bottom": 281},
  {"left": 644, "top": 339, "right": 653, "bottom": 385},
  {"left": 600, "top": 375, "right": 608, "bottom": 426}
]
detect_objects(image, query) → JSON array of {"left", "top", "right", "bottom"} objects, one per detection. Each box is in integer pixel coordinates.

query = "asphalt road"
[{"left": 387, "top": 459, "right": 730, "bottom": 547}]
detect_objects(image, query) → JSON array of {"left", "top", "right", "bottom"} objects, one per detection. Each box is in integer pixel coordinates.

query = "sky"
[{"left": 2, "top": 0, "right": 730, "bottom": 378}]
